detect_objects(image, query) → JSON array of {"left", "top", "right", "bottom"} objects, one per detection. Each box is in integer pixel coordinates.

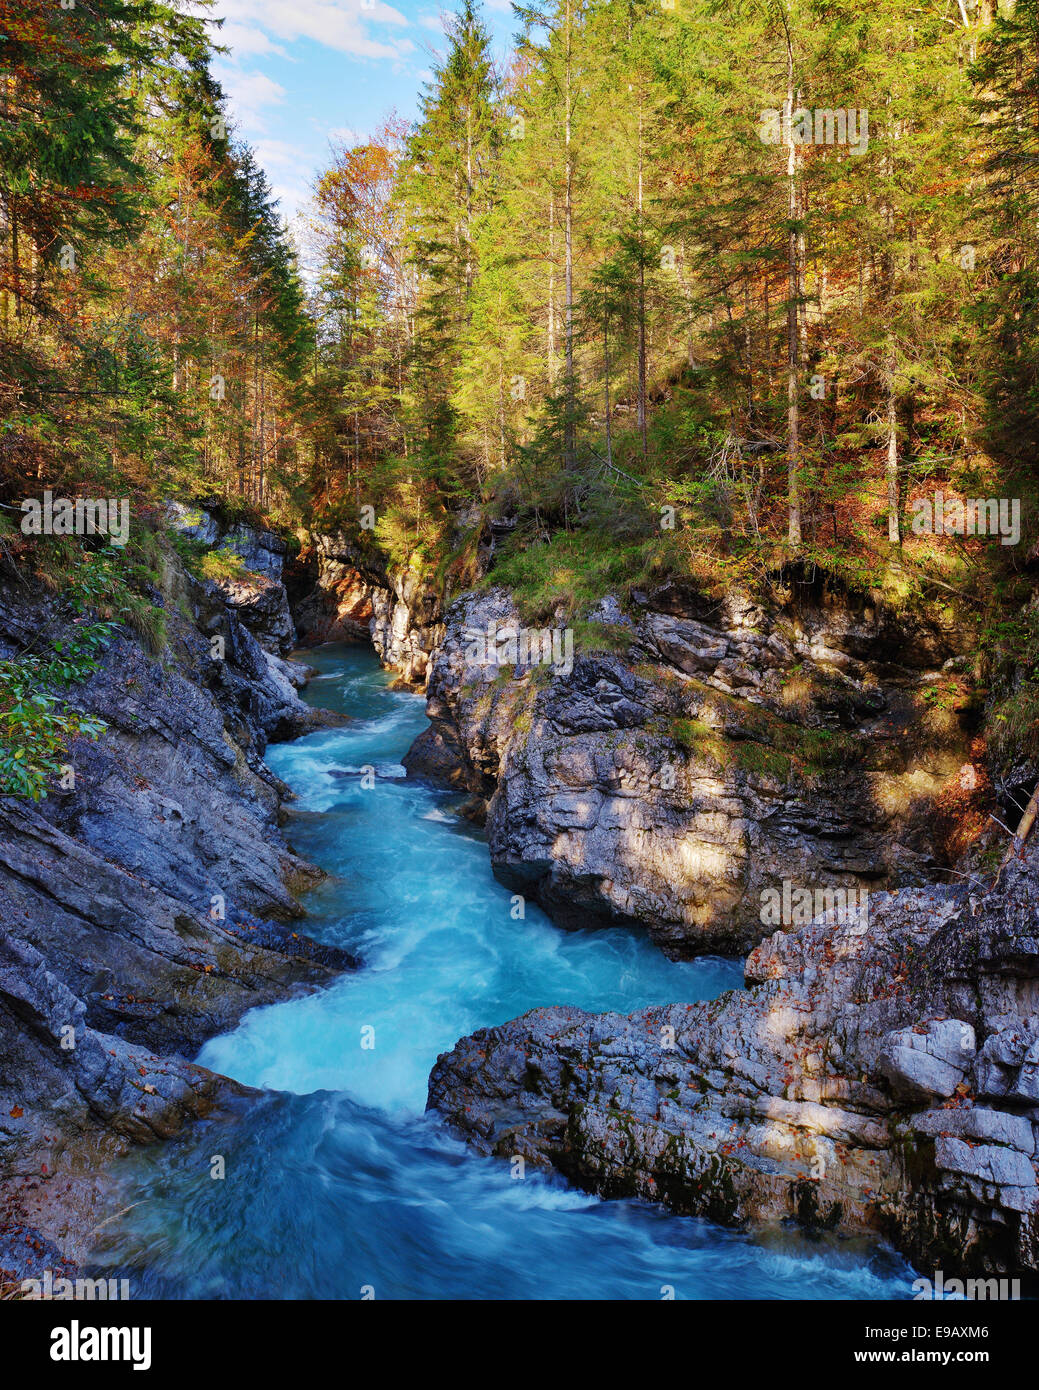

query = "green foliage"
[
  {"left": 5, "top": 0, "right": 1039, "bottom": 810},
  {"left": 0, "top": 557, "right": 121, "bottom": 799},
  {"left": 198, "top": 548, "right": 248, "bottom": 584},
  {"left": 486, "top": 529, "right": 653, "bottom": 623},
  {"left": 985, "top": 598, "right": 1039, "bottom": 783},
  {"left": 0, "top": 658, "right": 106, "bottom": 800}
]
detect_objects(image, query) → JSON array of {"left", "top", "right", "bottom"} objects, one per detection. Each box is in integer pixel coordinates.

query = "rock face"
[
  {"left": 165, "top": 501, "right": 288, "bottom": 580},
  {"left": 428, "top": 841, "right": 1039, "bottom": 1275},
  {"left": 291, "top": 532, "right": 445, "bottom": 686},
  {"left": 165, "top": 501, "right": 295, "bottom": 655},
  {"left": 215, "top": 571, "right": 295, "bottom": 655},
  {"left": 0, "top": 557, "right": 354, "bottom": 1281},
  {"left": 369, "top": 564, "right": 445, "bottom": 686},
  {"left": 406, "top": 584, "right": 976, "bottom": 956},
  {"left": 290, "top": 533, "right": 383, "bottom": 646}
]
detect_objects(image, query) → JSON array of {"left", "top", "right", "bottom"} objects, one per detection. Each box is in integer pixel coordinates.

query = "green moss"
[
  {"left": 572, "top": 619, "right": 634, "bottom": 656},
  {"left": 658, "top": 701, "right": 857, "bottom": 784},
  {"left": 731, "top": 740, "right": 793, "bottom": 780},
  {"left": 665, "top": 717, "right": 728, "bottom": 765}
]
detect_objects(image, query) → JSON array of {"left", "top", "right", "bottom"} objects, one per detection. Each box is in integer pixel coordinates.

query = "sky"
[{"left": 207, "top": 0, "right": 519, "bottom": 232}]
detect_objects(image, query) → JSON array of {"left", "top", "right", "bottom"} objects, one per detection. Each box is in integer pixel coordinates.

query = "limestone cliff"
[
  {"left": 405, "top": 582, "right": 979, "bottom": 956},
  {"left": 0, "top": 554, "right": 353, "bottom": 1283},
  {"left": 428, "top": 841, "right": 1039, "bottom": 1276}
]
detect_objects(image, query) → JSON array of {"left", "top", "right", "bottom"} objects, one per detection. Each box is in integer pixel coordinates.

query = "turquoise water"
[{"left": 91, "top": 644, "right": 915, "bottom": 1299}]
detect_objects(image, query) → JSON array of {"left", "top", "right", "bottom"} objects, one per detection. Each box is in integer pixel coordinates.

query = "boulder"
[
  {"left": 878, "top": 1019, "right": 975, "bottom": 1102},
  {"left": 408, "top": 586, "right": 973, "bottom": 955},
  {"left": 428, "top": 844, "right": 1039, "bottom": 1275}
]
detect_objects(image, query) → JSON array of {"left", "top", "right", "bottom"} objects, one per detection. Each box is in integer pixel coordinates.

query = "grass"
[
  {"left": 198, "top": 548, "right": 247, "bottom": 584},
  {"left": 656, "top": 691, "right": 862, "bottom": 785},
  {"left": 572, "top": 619, "right": 634, "bottom": 657},
  {"left": 169, "top": 529, "right": 249, "bottom": 587}
]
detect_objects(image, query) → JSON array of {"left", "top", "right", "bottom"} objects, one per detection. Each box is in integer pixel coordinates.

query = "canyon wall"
[
  {"left": 404, "top": 583, "right": 978, "bottom": 956},
  {"left": 0, "top": 551, "right": 353, "bottom": 1283}
]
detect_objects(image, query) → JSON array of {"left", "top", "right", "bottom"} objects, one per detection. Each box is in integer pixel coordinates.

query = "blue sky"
[{"left": 206, "top": 0, "right": 518, "bottom": 228}]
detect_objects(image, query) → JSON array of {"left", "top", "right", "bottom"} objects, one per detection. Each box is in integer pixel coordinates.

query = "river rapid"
[{"left": 90, "top": 643, "right": 916, "bottom": 1300}]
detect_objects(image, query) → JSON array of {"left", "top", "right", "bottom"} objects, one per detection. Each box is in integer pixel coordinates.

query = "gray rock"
[
  {"left": 164, "top": 500, "right": 221, "bottom": 548},
  {"left": 429, "top": 845, "right": 1039, "bottom": 1276},
  {"left": 974, "top": 1024, "right": 1036, "bottom": 1098},
  {"left": 585, "top": 595, "right": 633, "bottom": 627},
  {"left": 934, "top": 1137, "right": 1036, "bottom": 1188},
  {"left": 0, "top": 555, "right": 357, "bottom": 1277},
  {"left": 209, "top": 571, "right": 296, "bottom": 655},
  {"left": 369, "top": 564, "right": 444, "bottom": 686},
  {"left": 409, "top": 586, "right": 971, "bottom": 955},
  {"left": 638, "top": 612, "right": 729, "bottom": 674},
  {"left": 879, "top": 1020, "right": 975, "bottom": 1101},
  {"left": 879, "top": 1046, "right": 966, "bottom": 1101},
  {"left": 220, "top": 524, "right": 287, "bottom": 580},
  {"left": 913, "top": 1107, "right": 1035, "bottom": 1153}
]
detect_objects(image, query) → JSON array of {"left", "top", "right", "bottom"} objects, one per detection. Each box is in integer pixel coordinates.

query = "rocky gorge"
[
  {"left": 0, "top": 530, "right": 353, "bottom": 1285},
  {"left": 270, "top": 524, "right": 1039, "bottom": 1278},
  {"left": 406, "top": 582, "right": 981, "bottom": 954},
  {"left": 404, "top": 580, "right": 1039, "bottom": 1278},
  {"left": 2, "top": 502, "right": 1036, "bottom": 1291},
  {"left": 428, "top": 847, "right": 1039, "bottom": 1277}
]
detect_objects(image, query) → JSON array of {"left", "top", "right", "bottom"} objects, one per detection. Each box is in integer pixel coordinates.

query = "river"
[{"left": 90, "top": 643, "right": 916, "bottom": 1299}]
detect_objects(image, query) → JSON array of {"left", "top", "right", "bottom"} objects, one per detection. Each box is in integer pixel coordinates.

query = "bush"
[{"left": 0, "top": 551, "right": 127, "bottom": 799}]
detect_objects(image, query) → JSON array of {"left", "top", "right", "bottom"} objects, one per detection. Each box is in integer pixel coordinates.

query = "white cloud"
[
  {"left": 271, "top": 178, "right": 313, "bottom": 221},
  {"left": 215, "top": 67, "right": 287, "bottom": 130},
  {"left": 215, "top": 21, "right": 287, "bottom": 58},
  {"left": 213, "top": 0, "right": 413, "bottom": 58},
  {"left": 326, "top": 125, "right": 363, "bottom": 145},
  {"left": 252, "top": 137, "right": 311, "bottom": 171}
]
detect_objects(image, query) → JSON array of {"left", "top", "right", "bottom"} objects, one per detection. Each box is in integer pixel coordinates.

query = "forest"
[
  {"left": 2, "top": 0, "right": 1039, "bottom": 776},
  {"left": 5, "top": 0, "right": 1039, "bottom": 1321}
]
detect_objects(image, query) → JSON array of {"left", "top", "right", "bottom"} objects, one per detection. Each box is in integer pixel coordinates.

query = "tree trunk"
[
  {"left": 548, "top": 191, "right": 556, "bottom": 379},
  {"left": 785, "top": 71, "right": 802, "bottom": 547},
  {"left": 604, "top": 318, "right": 612, "bottom": 467},
  {"left": 636, "top": 88, "right": 647, "bottom": 456},
  {"left": 1003, "top": 780, "right": 1039, "bottom": 868},
  {"left": 886, "top": 370, "right": 900, "bottom": 546},
  {"left": 563, "top": 0, "right": 576, "bottom": 472}
]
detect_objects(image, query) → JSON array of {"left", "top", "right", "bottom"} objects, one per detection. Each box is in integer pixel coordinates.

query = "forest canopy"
[{"left": 1, "top": 0, "right": 1037, "bottom": 611}]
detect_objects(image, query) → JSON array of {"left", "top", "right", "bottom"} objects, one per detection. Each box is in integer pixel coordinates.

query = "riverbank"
[
  {"left": 0, "top": 550, "right": 357, "bottom": 1288},
  {"left": 3, "top": 505, "right": 1035, "bottom": 1294},
  {"left": 79, "top": 644, "right": 914, "bottom": 1299}
]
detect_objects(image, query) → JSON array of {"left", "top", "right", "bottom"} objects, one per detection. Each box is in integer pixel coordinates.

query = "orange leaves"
[{"left": 8, "top": 1105, "right": 23, "bottom": 1119}]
